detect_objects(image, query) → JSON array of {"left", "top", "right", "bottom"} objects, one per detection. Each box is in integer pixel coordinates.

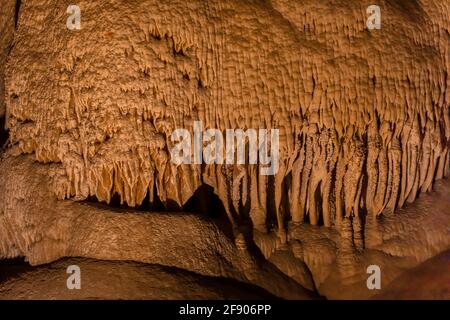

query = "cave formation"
[{"left": 0, "top": 0, "right": 449, "bottom": 300}]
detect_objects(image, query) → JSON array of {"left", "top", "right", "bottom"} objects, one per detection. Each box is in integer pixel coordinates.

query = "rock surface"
[
  {"left": 0, "top": 258, "right": 278, "bottom": 300},
  {"left": 0, "top": 0, "right": 15, "bottom": 118},
  {"left": 0, "top": 155, "right": 316, "bottom": 300},
  {"left": 5, "top": 0, "right": 449, "bottom": 243},
  {"left": 373, "top": 250, "right": 450, "bottom": 300},
  {"left": 0, "top": 0, "right": 449, "bottom": 300}
]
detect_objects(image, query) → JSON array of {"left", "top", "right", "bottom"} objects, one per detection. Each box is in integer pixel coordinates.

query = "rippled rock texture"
[{"left": 0, "top": 0, "right": 449, "bottom": 300}]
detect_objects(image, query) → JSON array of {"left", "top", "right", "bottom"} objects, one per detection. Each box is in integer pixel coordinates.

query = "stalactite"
[{"left": 2, "top": 0, "right": 449, "bottom": 248}]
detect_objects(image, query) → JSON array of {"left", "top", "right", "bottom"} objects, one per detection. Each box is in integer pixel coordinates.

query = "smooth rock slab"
[{"left": 0, "top": 258, "right": 277, "bottom": 300}]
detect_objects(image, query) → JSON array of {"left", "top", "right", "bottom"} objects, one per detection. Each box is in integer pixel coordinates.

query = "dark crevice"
[
  {"left": 359, "top": 139, "right": 370, "bottom": 243},
  {"left": 183, "top": 183, "right": 234, "bottom": 239},
  {"left": 80, "top": 183, "right": 229, "bottom": 218},
  {"left": 83, "top": 185, "right": 166, "bottom": 213},
  {"left": 265, "top": 174, "right": 277, "bottom": 231},
  {"left": 183, "top": 184, "right": 226, "bottom": 218},
  {"left": 0, "top": 116, "right": 9, "bottom": 150},
  {"left": 0, "top": 257, "right": 29, "bottom": 284},
  {"left": 15, "top": 0, "right": 22, "bottom": 29},
  {"left": 0, "top": 257, "right": 26, "bottom": 266},
  {"left": 314, "top": 182, "right": 324, "bottom": 226},
  {"left": 172, "top": 46, "right": 185, "bottom": 57},
  {"left": 150, "top": 34, "right": 161, "bottom": 41}
]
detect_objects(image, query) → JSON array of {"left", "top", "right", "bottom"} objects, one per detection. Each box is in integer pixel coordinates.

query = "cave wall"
[
  {"left": 2, "top": 0, "right": 450, "bottom": 246},
  {"left": 0, "top": 0, "right": 16, "bottom": 147}
]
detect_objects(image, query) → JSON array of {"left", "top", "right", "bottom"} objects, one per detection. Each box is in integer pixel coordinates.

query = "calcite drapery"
[{"left": 4, "top": 0, "right": 449, "bottom": 242}]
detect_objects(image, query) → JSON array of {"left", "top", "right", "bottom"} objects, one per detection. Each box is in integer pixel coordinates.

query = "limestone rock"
[{"left": 0, "top": 0, "right": 449, "bottom": 300}]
